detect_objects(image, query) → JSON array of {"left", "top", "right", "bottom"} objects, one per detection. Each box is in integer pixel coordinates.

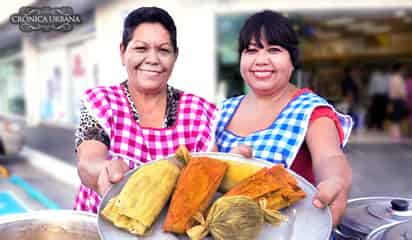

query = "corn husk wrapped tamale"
[
  {"left": 101, "top": 160, "right": 180, "bottom": 235},
  {"left": 187, "top": 196, "right": 286, "bottom": 240},
  {"left": 101, "top": 197, "right": 147, "bottom": 234},
  {"left": 175, "top": 145, "right": 192, "bottom": 165},
  {"left": 225, "top": 165, "right": 306, "bottom": 210},
  {"left": 163, "top": 157, "right": 228, "bottom": 234}
]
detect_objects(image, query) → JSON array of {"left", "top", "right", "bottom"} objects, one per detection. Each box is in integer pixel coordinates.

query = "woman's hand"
[
  {"left": 210, "top": 144, "right": 253, "bottom": 158},
  {"left": 77, "top": 140, "right": 128, "bottom": 196},
  {"left": 96, "top": 158, "right": 129, "bottom": 196},
  {"left": 230, "top": 144, "right": 253, "bottom": 158},
  {"left": 313, "top": 177, "right": 349, "bottom": 227}
]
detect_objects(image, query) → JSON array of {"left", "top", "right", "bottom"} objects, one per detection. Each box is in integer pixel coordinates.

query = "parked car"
[{"left": 0, "top": 118, "right": 25, "bottom": 157}]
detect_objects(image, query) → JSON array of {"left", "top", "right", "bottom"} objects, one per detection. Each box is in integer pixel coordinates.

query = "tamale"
[
  {"left": 187, "top": 196, "right": 286, "bottom": 240},
  {"left": 225, "top": 167, "right": 284, "bottom": 199},
  {"left": 263, "top": 185, "right": 306, "bottom": 210},
  {"left": 101, "top": 197, "right": 146, "bottom": 235},
  {"left": 173, "top": 145, "right": 263, "bottom": 193},
  {"left": 225, "top": 165, "right": 306, "bottom": 210},
  {"left": 219, "top": 160, "right": 263, "bottom": 193},
  {"left": 265, "top": 165, "right": 306, "bottom": 209},
  {"left": 268, "top": 164, "right": 299, "bottom": 186},
  {"left": 101, "top": 160, "right": 180, "bottom": 235},
  {"left": 163, "top": 157, "right": 228, "bottom": 234},
  {"left": 175, "top": 145, "right": 192, "bottom": 165}
]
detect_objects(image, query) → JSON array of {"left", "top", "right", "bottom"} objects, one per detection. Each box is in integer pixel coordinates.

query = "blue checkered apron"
[{"left": 216, "top": 92, "right": 353, "bottom": 167}]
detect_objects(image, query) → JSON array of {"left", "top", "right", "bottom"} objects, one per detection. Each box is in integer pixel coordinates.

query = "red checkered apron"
[{"left": 74, "top": 84, "right": 217, "bottom": 213}]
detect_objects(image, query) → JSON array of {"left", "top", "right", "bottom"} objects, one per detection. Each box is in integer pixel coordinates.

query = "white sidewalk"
[{"left": 21, "top": 147, "right": 80, "bottom": 188}]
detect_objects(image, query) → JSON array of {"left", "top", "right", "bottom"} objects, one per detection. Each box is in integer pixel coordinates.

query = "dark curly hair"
[{"left": 122, "top": 7, "right": 177, "bottom": 52}]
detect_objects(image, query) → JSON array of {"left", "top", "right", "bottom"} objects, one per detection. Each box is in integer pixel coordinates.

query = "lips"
[
  {"left": 252, "top": 70, "right": 274, "bottom": 79},
  {"left": 137, "top": 68, "right": 163, "bottom": 76}
]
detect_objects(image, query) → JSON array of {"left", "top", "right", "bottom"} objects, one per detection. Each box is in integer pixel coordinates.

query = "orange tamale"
[
  {"left": 225, "top": 164, "right": 306, "bottom": 210},
  {"left": 163, "top": 157, "right": 228, "bottom": 234}
]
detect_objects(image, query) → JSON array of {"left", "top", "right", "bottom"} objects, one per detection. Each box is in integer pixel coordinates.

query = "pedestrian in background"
[
  {"left": 388, "top": 62, "right": 408, "bottom": 142},
  {"left": 367, "top": 68, "right": 389, "bottom": 131},
  {"left": 406, "top": 70, "right": 412, "bottom": 136},
  {"left": 341, "top": 66, "right": 361, "bottom": 133}
]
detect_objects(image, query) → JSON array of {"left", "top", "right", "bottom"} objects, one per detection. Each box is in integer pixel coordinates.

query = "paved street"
[
  {"left": 25, "top": 123, "right": 76, "bottom": 164},
  {"left": 0, "top": 152, "right": 77, "bottom": 210},
  {"left": 345, "top": 142, "right": 412, "bottom": 199}
]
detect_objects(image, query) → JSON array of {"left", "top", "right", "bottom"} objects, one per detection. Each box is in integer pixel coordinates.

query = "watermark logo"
[{"left": 9, "top": 7, "right": 82, "bottom": 32}]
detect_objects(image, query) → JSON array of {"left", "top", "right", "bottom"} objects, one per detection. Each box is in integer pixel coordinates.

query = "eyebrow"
[
  {"left": 133, "top": 40, "right": 172, "bottom": 47},
  {"left": 248, "top": 42, "right": 283, "bottom": 49},
  {"left": 159, "top": 42, "right": 172, "bottom": 47}
]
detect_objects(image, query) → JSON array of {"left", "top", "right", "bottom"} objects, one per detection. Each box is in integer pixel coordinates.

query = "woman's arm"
[
  {"left": 75, "top": 103, "right": 128, "bottom": 196},
  {"left": 77, "top": 140, "right": 108, "bottom": 192},
  {"left": 306, "top": 117, "right": 352, "bottom": 227},
  {"left": 77, "top": 140, "right": 129, "bottom": 196}
]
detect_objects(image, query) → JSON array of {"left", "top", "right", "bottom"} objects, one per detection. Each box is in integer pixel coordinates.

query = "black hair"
[
  {"left": 238, "top": 10, "right": 299, "bottom": 67},
  {"left": 344, "top": 65, "right": 352, "bottom": 75},
  {"left": 122, "top": 7, "right": 177, "bottom": 52},
  {"left": 391, "top": 62, "right": 403, "bottom": 72}
]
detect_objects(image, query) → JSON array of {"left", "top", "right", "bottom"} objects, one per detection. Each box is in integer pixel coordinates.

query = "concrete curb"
[{"left": 21, "top": 147, "right": 80, "bottom": 188}]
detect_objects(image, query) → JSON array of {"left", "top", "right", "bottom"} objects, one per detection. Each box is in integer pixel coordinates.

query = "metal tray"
[{"left": 98, "top": 152, "right": 332, "bottom": 240}]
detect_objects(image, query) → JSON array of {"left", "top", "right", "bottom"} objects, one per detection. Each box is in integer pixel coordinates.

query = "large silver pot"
[
  {"left": 334, "top": 197, "right": 412, "bottom": 240},
  {"left": 366, "top": 221, "right": 412, "bottom": 240},
  {"left": 0, "top": 210, "right": 99, "bottom": 240}
]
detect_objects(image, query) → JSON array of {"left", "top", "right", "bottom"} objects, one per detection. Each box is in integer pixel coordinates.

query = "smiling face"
[
  {"left": 240, "top": 33, "right": 294, "bottom": 96},
  {"left": 120, "top": 22, "right": 177, "bottom": 93}
]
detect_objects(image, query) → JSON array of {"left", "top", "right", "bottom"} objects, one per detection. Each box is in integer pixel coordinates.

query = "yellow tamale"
[
  {"left": 218, "top": 159, "right": 263, "bottom": 193},
  {"left": 101, "top": 159, "right": 180, "bottom": 235},
  {"left": 101, "top": 197, "right": 146, "bottom": 235}
]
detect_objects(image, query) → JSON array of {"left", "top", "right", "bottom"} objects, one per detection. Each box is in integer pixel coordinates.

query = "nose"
[
  {"left": 254, "top": 50, "right": 269, "bottom": 65},
  {"left": 144, "top": 49, "right": 160, "bottom": 65}
]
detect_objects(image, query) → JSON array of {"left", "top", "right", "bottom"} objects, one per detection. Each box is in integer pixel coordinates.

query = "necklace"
[{"left": 124, "top": 82, "right": 169, "bottom": 128}]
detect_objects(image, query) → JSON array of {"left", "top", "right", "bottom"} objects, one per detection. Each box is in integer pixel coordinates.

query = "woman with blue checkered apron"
[{"left": 214, "top": 11, "right": 353, "bottom": 236}]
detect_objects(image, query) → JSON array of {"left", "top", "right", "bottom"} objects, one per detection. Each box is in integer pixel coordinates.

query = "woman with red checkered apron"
[
  {"left": 73, "top": 7, "right": 216, "bottom": 213},
  {"left": 213, "top": 10, "right": 353, "bottom": 232}
]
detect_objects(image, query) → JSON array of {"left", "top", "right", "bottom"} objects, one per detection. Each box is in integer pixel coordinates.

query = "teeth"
[
  {"left": 140, "top": 70, "right": 160, "bottom": 76},
  {"left": 145, "top": 71, "right": 160, "bottom": 76},
  {"left": 254, "top": 71, "right": 272, "bottom": 78}
]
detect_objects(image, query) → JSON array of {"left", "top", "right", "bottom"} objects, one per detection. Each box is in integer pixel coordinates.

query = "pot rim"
[
  {"left": 365, "top": 220, "right": 409, "bottom": 240},
  {"left": 0, "top": 210, "right": 97, "bottom": 224},
  {"left": 347, "top": 196, "right": 412, "bottom": 204},
  {"left": 336, "top": 196, "right": 412, "bottom": 238}
]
